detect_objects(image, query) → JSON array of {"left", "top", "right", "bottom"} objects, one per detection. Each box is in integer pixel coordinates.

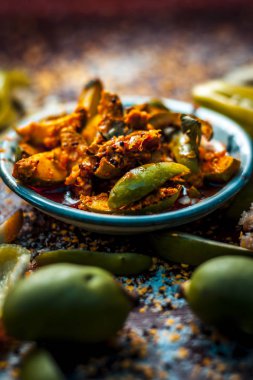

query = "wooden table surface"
[{"left": 0, "top": 10, "right": 253, "bottom": 380}]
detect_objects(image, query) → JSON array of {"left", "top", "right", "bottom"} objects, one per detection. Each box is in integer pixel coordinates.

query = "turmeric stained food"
[{"left": 13, "top": 79, "right": 240, "bottom": 215}]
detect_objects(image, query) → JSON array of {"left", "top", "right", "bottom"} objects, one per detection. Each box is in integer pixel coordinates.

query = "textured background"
[{"left": 1, "top": 7, "right": 253, "bottom": 380}]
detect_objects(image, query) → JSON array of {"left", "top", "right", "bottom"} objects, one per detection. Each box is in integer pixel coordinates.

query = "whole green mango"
[
  {"left": 2, "top": 264, "right": 134, "bottom": 343},
  {"left": 184, "top": 256, "right": 253, "bottom": 335}
]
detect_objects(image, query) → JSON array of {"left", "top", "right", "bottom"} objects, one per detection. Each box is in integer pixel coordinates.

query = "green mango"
[
  {"left": 184, "top": 256, "right": 253, "bottom": 335},
  {"left": 21, "top": 349, "right": 65, "bottom": 380},
  {"left": 2, "top": 264, "right": 134, "bottom": 343},
  {"left": 108, "top": 162, "right": 189, "bottom": 210}
]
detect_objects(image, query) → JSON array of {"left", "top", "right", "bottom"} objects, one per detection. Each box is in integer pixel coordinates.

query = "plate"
[{"left": 0, "top": 97, "right": 253, "bottom": 234}]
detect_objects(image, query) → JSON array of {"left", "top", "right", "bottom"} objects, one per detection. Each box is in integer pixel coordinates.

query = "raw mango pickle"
[
  {"left": 202, "top": 155, "right": 241, "bottom": 183},
  {"left": 108, "top": 162, "right": 189, "bottom": 210}
]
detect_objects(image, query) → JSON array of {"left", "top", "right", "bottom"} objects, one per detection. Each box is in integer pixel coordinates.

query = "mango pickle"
[
  {"left": 202, "top": 155, "right": 240, "bottom": 183},
  {"left": 13, "top": 148, "right": 67, "bottom": 186},
  {"left": 184, "top": 256, "right": 253, "bottom": 336},
  {"left": 128, "top": 188, "right": 180, "bottom": 214},
  {"left": 150, "top": 231, "right": 253, "bottom": 266},
  {"left": 170, "top": 115, "right": 201, "bottom": 174},
  {"left": 108, "top": 162, "right": 189, "bottom": 210},
  {"left": 17, "top": 109, "right": 86, "bottom": 148},
  {"left": 147, "top": 98, "right": 170, "bottom": 111},
  {"left": 148, "top": 111, "right": 181, "bottom": 129},
  {"left": 78, "top": 78, "right": 103, "bottom": 119},
  {"left": 13, "top": 78, "right": 241, "bottom": 215},
  {"left": 81, "top": 187, "right": 180, "bottom": 215},
  {"left": 192, "top": 80, "right": 253, "bottom": 136},
  {"left": 82, "top": 113, "right": 102, "bottom": 144},
  {"left": 35, "top": 249, "right": 152, "bottom": 275}
]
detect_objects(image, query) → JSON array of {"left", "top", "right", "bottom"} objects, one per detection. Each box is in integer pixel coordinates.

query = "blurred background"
[{"left": 0, "top": 0, "right": 253, "bottom": 106}]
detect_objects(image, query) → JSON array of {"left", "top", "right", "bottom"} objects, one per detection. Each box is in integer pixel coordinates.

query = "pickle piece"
[
  {"left": 17, "top": 110, "right": 86, "bottom": 148},
  {"left": 150, "top": 231, "right": 253, "bottom": 266},
  {"left": 13, "top": 148, "right": 67, "bottom": 186},
  {"left": 94, "top": 157, "right": 121, "bottom": 179},
  {"left": 82, "top": 114, "right": 102, "bottom": 145},
  {"left": 35, "top": 250, "right": 152, "bottom": 276},
  {"left": 147, "top": 98, "right": 170, "bottom": 111},
  {"left": 123, "top": 187, "right": 181, "bottom": 215},
  {"left": 170, "top": 115, "right": 201, "bottom": 174},
  {"left": 81, "top": 187, "right": 180, "bottom": 215},
  {"left": 108, "top": 162, "right": 190, "bottom": 210},
  {"left": 149, "top": 111, "right": 180, "bottom": 129},
  {"left": 78, "top": 79, "right": 103, "bottom": 119},
  {"left": 15, "top": 142, "right": 42, "bottom": 161},
  {"left": 80, "top": 193, "right": 112, "bottom": 214},
  {"left": 2, "top": 264, "right": 135, "bottom": 342},
  {"left": 202, "top": 155, "right": 240, "bottom": 183},
  {"left": 141, "top": 191, "right": 179, "bottom": 213},
  {"left": 184, "top": 256, "right": 253, "bottom": 335}
]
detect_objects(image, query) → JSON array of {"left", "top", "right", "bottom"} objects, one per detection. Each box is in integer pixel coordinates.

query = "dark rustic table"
[{"left": 1, "top": 10, "right": 253, "bottom": 380}]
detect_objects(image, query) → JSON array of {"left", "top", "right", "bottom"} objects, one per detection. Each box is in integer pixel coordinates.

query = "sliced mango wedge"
[{"left": 0, "top": 244, "right": 30, "bottom": 315}]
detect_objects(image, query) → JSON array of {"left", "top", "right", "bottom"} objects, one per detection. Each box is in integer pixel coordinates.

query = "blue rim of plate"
[{"left": 0, "top": 96, "right": 253, "bottom": 228}]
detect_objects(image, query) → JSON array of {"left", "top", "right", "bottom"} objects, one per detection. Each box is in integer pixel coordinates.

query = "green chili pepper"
[
  {"left": 192, "top": 80, "right": 253, "bottom": 136},
  {"left": 170, "top": 115, "right": 201, "bottom": 174},
  {"left": 108, "top": 162, "right": 190, "bottom": 210},
  {"left": 35, "top": 249, "right": 152, "bottom": 276},
  {"left": 150, "top": 231, "right": 253, "bottom": 266}
]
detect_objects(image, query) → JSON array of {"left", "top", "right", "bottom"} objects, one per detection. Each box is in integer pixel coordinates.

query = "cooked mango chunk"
[
  {"left": 13, "top": 148, "right": 67, "bottom": 186},
  {"left": 202, "top": 155, "right": 240, "bottom": 182}
]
